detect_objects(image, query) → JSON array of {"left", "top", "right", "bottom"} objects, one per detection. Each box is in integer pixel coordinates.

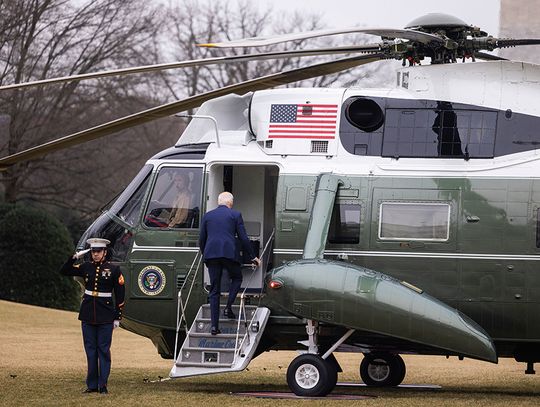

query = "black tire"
[
  {"left": 392, "top": 354, "right": 406, "bottom": 386},
  {"left": 359, "top": 353, "right": 406, "bottom": 387},
  {"left": 286, "top": 354, "right": 338, "bottom": 397},
  {"left": 322, "top": 357, "right": 338, "bottom": 395}
]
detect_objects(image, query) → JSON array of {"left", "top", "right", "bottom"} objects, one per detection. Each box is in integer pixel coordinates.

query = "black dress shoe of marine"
[
  {"left": 83, "top": 388, "right": 98, "bottom": 393},
  {"left": 99, "top": 386, "right": 108, "bottom": 394},
  {"left": 211, "top": 327, "right": 221, "bottom": 335},
  {"left": 223, "top": 308, "right": 235, "bottom": 319}
]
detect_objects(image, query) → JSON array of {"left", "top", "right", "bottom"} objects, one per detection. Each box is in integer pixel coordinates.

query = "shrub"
[
  {"left": 0, "top": 202, "right": 15, "bottom": 218},
  {"left": 0, "top": 205, "right": 80, "bottom": 310}
]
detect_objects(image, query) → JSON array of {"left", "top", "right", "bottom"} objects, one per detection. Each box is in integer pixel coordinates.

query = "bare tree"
[
  {"left": 0, "top": 0, "right": 177, "bottom": 220},
  {"left": 161, "top": 0, "right": 384, "bottom": 101},
  {"left": 0, "top": 0, "right": 389, "bottom": 228}
]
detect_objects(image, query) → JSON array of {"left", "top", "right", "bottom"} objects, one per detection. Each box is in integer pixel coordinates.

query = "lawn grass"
[{"left": 1, "top": 299, "right": 539, "bottom": 406}]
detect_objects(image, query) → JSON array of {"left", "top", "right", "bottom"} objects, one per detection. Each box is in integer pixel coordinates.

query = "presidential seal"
[{"left": 138, "top": 265, "right": 166, "bottom": 296}]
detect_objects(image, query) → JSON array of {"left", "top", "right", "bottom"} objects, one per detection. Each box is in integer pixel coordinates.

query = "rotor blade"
[
  {"left": 496, "top": 38, "right": 540, "bottom": 48},
  {"left": 474, "top": 52, "right": 507, "bottom": 61},
  {"left": 0, "top": 53, "right": 383, "bottom": 169},
  {"left": 358, "top": 29, "right": 445, "bottom": 44},
  {"left": 199, "top": 27, "right": 444, "bottom": 48},
  {"left": 0, "top": 45, "right": 382, "bottom": 92}
]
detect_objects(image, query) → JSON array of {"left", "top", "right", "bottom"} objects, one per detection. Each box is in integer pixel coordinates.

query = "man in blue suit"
[{"left": 199, "top": 191, "right": 260, "bottom": 335}]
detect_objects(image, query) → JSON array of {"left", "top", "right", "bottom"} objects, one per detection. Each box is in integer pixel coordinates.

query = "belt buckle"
[{"left": 92, "top": 291, "right": 99, "bottom": 297}]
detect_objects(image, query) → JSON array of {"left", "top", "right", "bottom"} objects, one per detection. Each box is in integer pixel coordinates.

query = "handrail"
[
  {"left": 232, "top": 229, "right": 275, "bottom": 363},
  {"left": 173, "top": 251, "right": 202, "bottom": 360},
  {"left": 239, "top": 228, "right": 275, "bottom": 297},
  {"left": 178, "top": 254, "right": 202, "bottom": 329},
  {"left": 232, "top": 293, "right": 260, "bottom": 363}
]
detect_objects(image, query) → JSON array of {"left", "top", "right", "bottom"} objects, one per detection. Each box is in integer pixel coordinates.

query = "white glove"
[
  {"left": 113, "top": 320, "right": 120, "bottom": 329},
  {"left": 73, "top": 248, "right": 91, "bottom": 259}
]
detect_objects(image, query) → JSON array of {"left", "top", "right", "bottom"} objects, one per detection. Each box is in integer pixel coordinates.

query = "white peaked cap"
[{"left": 86, "top": 238, "right": 111, "bottom": 248}]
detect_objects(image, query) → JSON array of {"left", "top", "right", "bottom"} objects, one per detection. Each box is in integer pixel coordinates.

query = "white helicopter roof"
[
  {"left": 384, "top": 60, "right": 540, "bottom": 117},
  {"left": 170, "top": 60, "right": 540, "bottom": 164}
]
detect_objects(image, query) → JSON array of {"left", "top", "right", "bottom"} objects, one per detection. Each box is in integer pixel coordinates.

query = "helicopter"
[{"left": 3, "top": 12, "right": 540, "bottom": 397}]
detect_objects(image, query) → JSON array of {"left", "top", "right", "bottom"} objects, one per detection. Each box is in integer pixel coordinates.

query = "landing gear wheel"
[
  {"left": 287, "top": 354, "right": 338, "bottom": 397},
  {"left": 360, "top": 353, "right": 406, "bottom": 387},
  {"left": 393, "top": 354, "right": 406, "bottom": 385}
]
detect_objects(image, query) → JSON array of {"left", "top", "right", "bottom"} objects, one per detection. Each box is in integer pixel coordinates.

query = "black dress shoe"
[
  {"left": 223, "top": 308, "right": 235, "bottom": 319},
  {"left": 211, "top": 327, "right": 221, "bottom": 335},
  {"left": 99, "top": 387, "right": 108, "bottom": 394},
  {"left": 83, "top": 388, "right": 98, "bottom": 393}
]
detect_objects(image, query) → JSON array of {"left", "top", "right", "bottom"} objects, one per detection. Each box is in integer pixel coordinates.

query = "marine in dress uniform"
[
  {"left": 199, "top": 192, "right": 260, "bottom": 335},
  {"left": 60, "top": 238, "right": 125, "bottom": 394}
]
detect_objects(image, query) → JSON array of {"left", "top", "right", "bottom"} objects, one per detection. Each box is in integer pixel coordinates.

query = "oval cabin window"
[{"left": 346, "top": 98, "right": 384, "bottom": 132}]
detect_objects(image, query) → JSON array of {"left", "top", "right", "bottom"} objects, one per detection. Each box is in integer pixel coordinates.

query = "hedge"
[{"left": 0, "top": 204, "right": 80, "bottom": 310}]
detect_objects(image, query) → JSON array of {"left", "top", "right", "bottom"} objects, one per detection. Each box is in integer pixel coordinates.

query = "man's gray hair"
[{"left": 218, "top": 191, "right": 234, "bottom": 206}]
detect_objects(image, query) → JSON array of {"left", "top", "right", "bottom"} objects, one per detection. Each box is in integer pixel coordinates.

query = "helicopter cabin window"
[
  {"left": 382, "top": 108, "right": 496, "bottom": 158},
  {"left": 379, "top": 202, "right": 450, "bottom": 241},
  {"left": 144, "top": 167, "right": 203, "bottom": 229},
  {"left": 328, "top": 202, "right": 361, "bottom": 244},
  {"left": 536, "top": 208, "right": 540, "bottom": 248}
]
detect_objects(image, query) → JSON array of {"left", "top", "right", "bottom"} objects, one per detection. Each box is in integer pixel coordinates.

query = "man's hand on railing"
[{"left": 251, "top": 257, "right": 261, "bottom": 270}]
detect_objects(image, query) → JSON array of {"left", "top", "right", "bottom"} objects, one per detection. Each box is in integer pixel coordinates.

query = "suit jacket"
[{"left": 199, "top": 205, "right": 256, "bottom": 264}]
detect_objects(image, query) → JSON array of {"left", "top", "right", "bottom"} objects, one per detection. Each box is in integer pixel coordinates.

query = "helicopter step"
[{"left": 170, "top": 304, "right": 270, "bottom": 378}]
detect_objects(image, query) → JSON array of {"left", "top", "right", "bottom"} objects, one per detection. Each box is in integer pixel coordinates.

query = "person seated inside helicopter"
[
  {"left": 167, "top": 172, "right": 192, "bottom": 228},
  {"left": 144, "top": 169, "right": 199, "bottom": 229}
]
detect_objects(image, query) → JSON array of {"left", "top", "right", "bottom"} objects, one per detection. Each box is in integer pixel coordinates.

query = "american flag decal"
[{"left": 268, "top": 103, "right": 338, "bottom": 139}]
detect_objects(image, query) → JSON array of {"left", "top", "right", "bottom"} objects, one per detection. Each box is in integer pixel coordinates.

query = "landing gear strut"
[{"left": 360, "top": 352, "right": 406, "bottom": 387}]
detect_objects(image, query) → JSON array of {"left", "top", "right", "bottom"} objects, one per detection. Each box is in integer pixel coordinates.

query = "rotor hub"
[{"left": 405, "top": 13, "right": 470, "bottom": 30}]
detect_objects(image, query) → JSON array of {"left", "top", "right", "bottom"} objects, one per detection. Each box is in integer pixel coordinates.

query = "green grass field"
[{"left": 1, "top": 299, "right": 539, "bottom": 406}]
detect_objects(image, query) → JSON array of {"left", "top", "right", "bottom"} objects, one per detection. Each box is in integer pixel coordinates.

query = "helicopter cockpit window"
[
  {"left": 117, "top": 173, "right": 151, "bottom": 227},
  {"left": 328, "top": 202, "right": 361, "bottom": 244},
  {"left": 379, "top": 202, "right": 450, "bottom": 241},
  {"left": 76, "top": 165, "right": 153, "bottom": 261},
  {"left": 108, "top": 164, "right": 152, "bottom": 223},
  {"left": 144, "top": 167, "right": 203, "bottom": 229}
]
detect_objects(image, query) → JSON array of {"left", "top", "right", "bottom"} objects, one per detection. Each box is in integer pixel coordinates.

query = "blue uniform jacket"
[
  {"left": 199, "top": 205, "right": 256, "bottom": 264},
  {"left": 61, "top": 257, "right": 125, "bottom": 324}
]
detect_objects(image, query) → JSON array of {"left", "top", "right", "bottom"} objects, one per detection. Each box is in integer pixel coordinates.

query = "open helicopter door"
[{"left": 203, "top": 163, "right": 279, "bottom": 294}]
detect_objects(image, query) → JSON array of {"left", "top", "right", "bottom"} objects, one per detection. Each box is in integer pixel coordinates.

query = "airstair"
[
  {"left": 170, "top": 302, "right": 270, "bottom": 377},
  {"left": 170, "top": 230, "right": 274, "bottom": 378}
]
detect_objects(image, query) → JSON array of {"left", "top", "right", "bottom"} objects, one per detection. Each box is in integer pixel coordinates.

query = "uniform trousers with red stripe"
[{"left": 81, "top": 322, "right": 114, "bottom": 389}]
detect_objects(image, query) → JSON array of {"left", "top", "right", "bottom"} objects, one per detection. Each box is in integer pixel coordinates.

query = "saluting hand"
[{"left": 72, "top": 248, "right": 91, "bottom": 260}]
